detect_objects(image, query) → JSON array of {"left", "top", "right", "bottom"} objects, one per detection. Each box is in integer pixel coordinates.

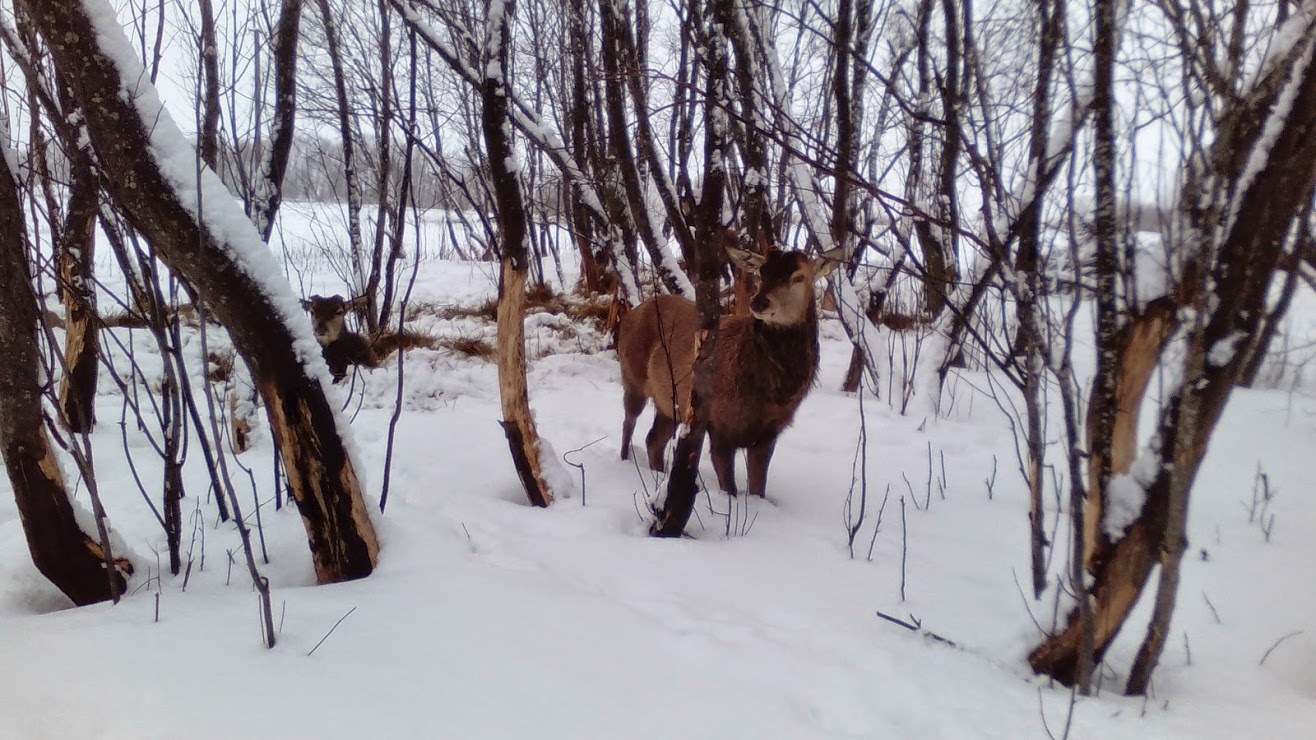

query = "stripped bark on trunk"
[
  {"left": 30, "top": 0, "right": 379, "bottom": 584},
  {"left": 482, "top": 0, "right": 554, "bottom": 507},
  {"left": 1031, "top": 19, "right": 1316, "bottom": 688},
  {"left": 55, "top": 117, "right": 100, "bottom": 434},
  {"left": 0, "top": 115, "right": 131, "bottom": 605}
]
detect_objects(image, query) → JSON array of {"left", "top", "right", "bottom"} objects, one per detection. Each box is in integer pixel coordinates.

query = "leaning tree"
[{"left": 20, "top": 0, "right": 380, "bottom": 584}]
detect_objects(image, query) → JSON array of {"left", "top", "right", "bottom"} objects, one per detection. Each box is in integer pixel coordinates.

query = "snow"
[
  {"left": 4, "top": 200, "right": 1316, "bottom": 738},
  {"left": 77, "top": 0, "right": 363, "bottom": 469},
  {"left": 1220, "top": 31, "right": 1316, "bottom": 244},
  {"left": 4, "top": 2, "right": 1316, "bottom": 737},
  {"left": 1209, "top": 329, "right": 1249, "bottom": 368},
  {"left": 1104, "top": 473, "right": 1145, "bottom": 538}
]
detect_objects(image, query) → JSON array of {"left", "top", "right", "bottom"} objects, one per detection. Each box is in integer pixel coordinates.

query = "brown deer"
[
  {"left": 301, "top": 294, "right": 380, "bottom": 383},
  {"left": 618, "top": 246, "right": 843, "bottom": 497}
]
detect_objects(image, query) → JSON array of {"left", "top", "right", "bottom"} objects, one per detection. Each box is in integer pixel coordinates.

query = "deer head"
[
  {"left": 300, "top": 294, "right": 368, "bottom": 346},
  {"left": 725, "top": 246, "right": 845, "bottom": 327}
]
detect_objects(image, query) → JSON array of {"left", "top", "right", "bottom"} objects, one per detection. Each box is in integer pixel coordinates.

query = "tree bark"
[
  {"left": 651, "top": 0, "right": 730, "bottom": 537},
  {"left": 599, "top": 0, "right": 681, "bottom": 295},
  {"left": 1031, "top": 27, "right": 1316, "bottom": 688},
  {"left": 314, "top": 0, "right": 370, "bottom": 326},
  {"left": 251, "top": 0, "right": 304, "bottom": 242},
  {"left": 0, "top": 118, "right": 131, "bottom": 605},
  {"left": 482, "top": 0, "right": 554, "bottom": 507},
  {"left": 29, "top": 0, "right": 379, "bottom": 584},
  {"left": 55, "top": 117, "right": 100, "bottom": 434}
]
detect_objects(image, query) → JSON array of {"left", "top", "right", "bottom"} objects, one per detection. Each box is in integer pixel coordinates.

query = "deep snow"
[{"left": 2, "top": 207, "right": 1316, "bottom": 738}]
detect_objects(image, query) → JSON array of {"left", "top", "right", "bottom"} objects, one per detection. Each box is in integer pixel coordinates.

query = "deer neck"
[{"left": 748, "top": 299, "right": 820, "bottom": 388}]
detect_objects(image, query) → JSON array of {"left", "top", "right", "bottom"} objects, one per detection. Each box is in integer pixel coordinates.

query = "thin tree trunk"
[
  {"left": 252, "top": 0, "right": 304, "bottom": 242},
  {"left": 652, "top": 0, "right": 730, "bottom": 537},
  {"left": 32, "top": 0, "right": 379, "bottom": 584},
  {"left": 1016, "top": 0, "right": 1064, "bottom": 601},
  {"left": 565, "top": 0, "right": 608, "bottom": 295},
  {"left": 196, "top": 0, "right": 222, "bottom": 169},
  {"left": 600, "top": 0, "right": 693, "bottom": 296},
  {"left": 55, "top": 117, "right": 100, "bottom": 433},
  {"left": 482, "top": 0, "right": 554, "bottom": 507},
  {"left": 364, "top": 0, "right": 396, "bottom": 332},
  {"left": 314, "top": 0, "right": 368, "bottom": 322}
]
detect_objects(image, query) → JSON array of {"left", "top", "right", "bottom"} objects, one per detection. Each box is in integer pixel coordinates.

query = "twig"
[
  {"left": 307, "top": 606, "right": 359, "bottom": 657},
  {"left": 938, "top": 448, "right": 948, "bottom": 500},
  {"left": 1258, "top": 630, "right": 1303, "bottom": 666},
  {"left": 873, "top": 610, "right": 959, "bottom": 648},
  {"left": 925, "top": 440, "right": 933, "bottom": 508},
  {"left": 874, "top": 609, "right": 919, "bottom": 630},
  {"left": 1202, "top": 591, "right": 1221, "bottom": 624},
  {"left": 902, "top": 473, "right": 918, "bottom": 511},
  {"left": 866, "top": 484, "right": 891, "bottom": 562},
  {"left": 562, "top": 435, "right": 606, "bottom": 506},
  {"left": 1038, "top": 687, "right": 1057, "bottom": 740},
  {"left": 899, "top": 496, "right": 908, "bottom": 602}
]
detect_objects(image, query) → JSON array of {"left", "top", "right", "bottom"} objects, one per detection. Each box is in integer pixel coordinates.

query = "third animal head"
[
  {"left": 725, "top": 246, "right": 845, "bottom": 326},
  {"left": 300, "top": 294, "right": 368, "bottom": 346}
]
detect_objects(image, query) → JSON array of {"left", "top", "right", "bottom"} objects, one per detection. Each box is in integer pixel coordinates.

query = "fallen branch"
[{"left": 874, "top": 610, "right": 959, "bottom": 648}]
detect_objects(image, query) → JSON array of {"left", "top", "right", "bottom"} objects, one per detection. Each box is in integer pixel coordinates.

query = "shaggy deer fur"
[
  {"left": 618, "top": 246, "right": 842, "bottom": 497},
  {"left": 301, "top": 294, "right": 380, "bottom": 383}
]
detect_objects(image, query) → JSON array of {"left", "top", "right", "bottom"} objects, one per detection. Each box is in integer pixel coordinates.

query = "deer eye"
[{"left": 792, "top": 274, "right": 805, "bottom": 284}]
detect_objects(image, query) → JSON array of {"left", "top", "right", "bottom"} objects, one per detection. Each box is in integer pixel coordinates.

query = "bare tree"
[
  {"left": 650, "top": 0, "right": 731, "bottom": 536},
  {"left": 482, "top": 0, "right": 556, "bottom": 507},
  {"left": 1031, "top": 6, "right": 1316, "bottom": 692},
  {"left": 28, "top": 0, "right": 380, "bottom": 584},
  {"left": 0, "top": 112, "right": 132, "bottom": 605}
]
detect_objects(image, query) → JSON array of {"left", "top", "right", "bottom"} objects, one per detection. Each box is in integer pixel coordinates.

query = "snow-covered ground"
[{"left": 1, "top": 206, "right": 1315, "bottom": 739}]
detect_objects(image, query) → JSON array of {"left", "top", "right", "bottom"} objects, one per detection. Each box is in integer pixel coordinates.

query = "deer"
[
  {"left": 618, "top": 245, "right": 843, "bottom": 498},
  {"left": 300, "top": 294, "right": 380, "bottom": 383}
]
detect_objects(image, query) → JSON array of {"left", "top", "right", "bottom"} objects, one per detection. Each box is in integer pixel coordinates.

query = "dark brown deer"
[
  {"left": 618, "top": 246, "right": 842, "bottom": 497},
  {"left": 301, "top": 294, "right": 380, "bottom": 383}
]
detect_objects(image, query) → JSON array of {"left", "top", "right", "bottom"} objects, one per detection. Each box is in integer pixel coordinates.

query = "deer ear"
[
  {"left": 813, "top": 247, "right": 847, "bottom": 279},
  {"left": 300, "top": 298, "right": 313, "bottom": 311},
  {"left": 725, "top": 246, "right": 767, "bottom": 274},
  {"left": 347, "top": 295, "right": 370, "bottom": 312}
]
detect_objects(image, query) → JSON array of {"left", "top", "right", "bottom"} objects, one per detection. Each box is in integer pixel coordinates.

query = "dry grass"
[
  {"left": 429, "top": 298, "right": 499, "bottom": 322},
  {"left": 564, "top": 296, "right": 614, "bottom": 327},
  {"left": 207, "top": 351, "right": 236, "bottom": 383},
  {"left": 100, "top": 310, "right": 151, "bottom": 329},
  {"left": 371, "top": 328, "right": 440, "bottom": 359},
  {"left": 437, "top": 335, "right": 496, "bottom": 360}
]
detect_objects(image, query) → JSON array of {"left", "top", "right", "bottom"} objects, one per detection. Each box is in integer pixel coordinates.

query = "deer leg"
[
  {"left": 645, "top": 413, "right": 677, "bottom": 472},
  {"left": 745, "top": 438, "right": 778, "bottom": 498},
  {"left": 620, "top": 388, "right": 646, "bottom": 460},
  {"left": 709, "top": 435, "right": 739, "bottom": 497}
]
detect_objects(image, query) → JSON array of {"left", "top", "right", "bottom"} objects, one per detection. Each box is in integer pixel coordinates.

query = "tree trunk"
[
  {"left": 482, "top": 0, "right": 554, "bottom": 508},
  {"left": 314, "top": 0, "right": 370, "bottom": 327},
  {"left": 651, "top": 0, "right": 730, "bottom": 537},
  {"left": 0, "top": 121, "right": 131, "bottom": 605},
  {"left": 55, "top": 131, "right": 100, "bottom": 434},
  {"left": 251, "top": 0, "right": 304, "bottom": 242},
  {"left": 1032, "top": 27, "right": 1316, "bottom": 688},
  {"left": 565, "top": 0, "right": 609, "bottom": 296},
  {"left": 31, "top": 0, "right": 379, "bottom": 584}
]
